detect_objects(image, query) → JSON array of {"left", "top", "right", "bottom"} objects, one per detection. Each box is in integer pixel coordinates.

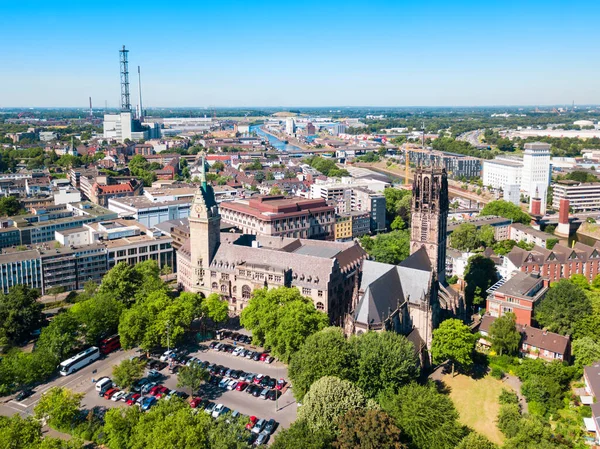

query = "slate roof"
[{"left": 507, "top": 241, "right": 600, "bottom": 268}]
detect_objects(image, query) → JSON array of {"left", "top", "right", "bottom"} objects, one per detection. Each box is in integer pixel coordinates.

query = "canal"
[{"left": 251, "top": 125, "right": 303, "bottom": 152}]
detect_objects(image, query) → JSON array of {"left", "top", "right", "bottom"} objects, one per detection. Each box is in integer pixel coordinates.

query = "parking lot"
[{"left": 0, "top": 334, "right": 297, "bottom": 439}]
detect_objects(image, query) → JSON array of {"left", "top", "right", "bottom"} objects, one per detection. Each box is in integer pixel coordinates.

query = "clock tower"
[{"left": 189, "top": 156, "right": 221, "bottom": 291}]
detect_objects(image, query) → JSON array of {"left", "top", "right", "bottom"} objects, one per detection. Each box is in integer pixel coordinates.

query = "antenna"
[
  {"left": 137, "top": 65, "right": 143, "bottom": 120},
  {"left": 119, "top": 46, "right": 131, "bottom": 112}
]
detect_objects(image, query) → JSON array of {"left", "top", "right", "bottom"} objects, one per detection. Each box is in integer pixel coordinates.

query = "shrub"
[
  {"left": 490, "top": 367, "right": 504, "bottom": 380},
  {"left": 499, "top": 389, "right": 519, "bottom": 405}
]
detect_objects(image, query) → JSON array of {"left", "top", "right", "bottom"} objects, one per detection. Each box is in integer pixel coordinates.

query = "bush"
[
  {"left": 490, "top": 367, "right": 504, "bottom": 380},
  {"left": 499, "top": 389, "right": 519, "bottom": 405}
]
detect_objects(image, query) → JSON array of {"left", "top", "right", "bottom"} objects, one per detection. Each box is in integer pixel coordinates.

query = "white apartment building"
[
  {"left": 509, "top": 223, "right": 553, "bottom": 248},
  {"left": 285, "top": 117, "right": 296, "bottom": 135},
  {"left": 108, "top": 196, "right": 191, "bottom": 228},
  {"left": 521, "top": 142, "right": 551, "bottom": 211},
  {"left": 54, "top": 187, "right": 82, "bottom": 205},
  {"left": 482, "top": 158, "right": 522, "bottom": 190},
  {"left": 552, "top": 180, "right": 600, "bottom": 212}
]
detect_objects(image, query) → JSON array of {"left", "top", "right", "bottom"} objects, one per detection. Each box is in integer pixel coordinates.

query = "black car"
[
  {"left": 174, "top": 391, "right": 189, "bottom": 400},
  {"left": 252, "top": 386, "right": 262, "bottom": 397},
  {"left": 221, "top": 330, "right": 232, "bottom": 339},
  {"left": 230, "top": 370, "right": 241, "bottom": 379},
  {"left": 217, "top": 366, "right": 228, "bottom": 376},
  {"left": 252, "top": 352, "right": 261, "bottom": 361},
  {"left": 260, "top": 376, "right": 271, "bottom": 387},
  {"left": 147, "top": 359, "right": 159, "bottom": 369},
  {"left": 267, "top": 377, "right": 276, "bottom": 389},
  {"left": 230, "top": 332, "right": 240, "bottom": 340},
  {"left": 209, "top": 341, "right": 218, "bottom": 349},
  {"left": 209, "top": 375, "right": 220, "bottom": 385},
  {"left": 246, "top": 384, "right": 258, "bottom": 395},
  {"left": 225, "top": 345, "right": 235, "bottom": 353},
  {"left": 15, "top": 389, "right": 33, "bottom": 401},
  {"left": 243, "top": 335, "right": 252, "bottom": 344},
  {"left": 267, "top": 389, "right": 281, "bottom": 401},
  {"left": 264, "top": 418, "right": 278, "bottom": 434}
]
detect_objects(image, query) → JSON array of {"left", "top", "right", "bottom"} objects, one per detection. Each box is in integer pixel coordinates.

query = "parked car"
[
  {"left": 267, "top": 389, "right": 281, "bottom": 401},
  {"left": 236, "top": 381, "right": 248, "bottom": 391},
  {"left": 239, "top": 349, "right": 248, "bottom": 358},
  {"left": 253, "top": 374, "right": 264, "bottom": 384},
  {"left": 252, "top": 352, "right": 261, "bottom": 361},
  {"left": 259, "top": 376, "right": 271, "bottom": 387},
  {"left": 218, "top": 366, "right": 228, "bottom": 376},
  {"left": 141, "top": 396, "right": 157, "bottom": 411},
  {"left": 209, "top": 341, "right": 218, "bottom": 350},
  {"left": 112, "top": 391, "right": 128, "bottom": 402},
  {"left": 260, "top": 388, "right": 270, "bottom": 400},
  {"left": 246, "top": 351, "right": 256, "bottom": 360},
  {"left": 212, "top": 403, "right": 230, "bottom": 418},
  {"left": 267, "top": 377, "right": 276, "bottom": 389},
  {"left": 186, "top": 357, "right": 198, "bottom": 366},
  {"left": 264, "top": 356, "right": 274, "bottom": 364},
  {"left": 259, "top": 353, "right": 269, "bottom": 362},
  {"left": 155, "top": 386, "right": 170, "bottom": 398},
  {"left": 246, "top": 384, "right": 259, "bottom": 395},
  {"left": 251, "top": 418, "right": 266, "bottom": 434},
  {"left": 104, "top": 388, "right": 119, "bottom": 400},
  {"left": 159, "top": 349, "right": 175, "bottom": 362},
  {"left": 252, "top": 386, "right": 263, "bottom": 398},
  {"left": 276, "top": 379, "right": 286, "bottom": 390},
  {"left": 189, "top": 397, "right": 203, "bottom": 408},
  {"left": 148, "top": 385, "right": 162, "bottom": 396},
  {"left": 226, "top": 380, "right": 237, "bottom": 390},
  {"left": 147, "top": 369, "right": 160, "bottom": 380},
  {"left": 15, "top": 389, "right": 33, "bottom": 401},
  {"left": 126, "top": 393, "right": 141, "bottom": 405},
  {"left": 141, "top": 382, "right": 157, "bottom": 395},
  {"left": 132, "top": 378, "right": 149, "bottom": 393},
  {"left": 204, "top": 402, "right": 216, "bottom": 415},
  {"left": 255, "top": 431, "right": 270, "bottom": 446},
  {"left": 264, "top": 419, "right": 278, "bottom": 434},
  {"left": 246, "top": 416, "right": 258, "bottom": 430},
  {"left": 219, "top": 377, "right": 231, "bottom": 389},
  {"left": 209, "top": 375, "right": 221, "bottom": 386},
  {"left": 233, "top": 347, "right": 244, "bottom": 357},
  {"left": 246, "top": 374, "right": 256, "bottom": 384}
]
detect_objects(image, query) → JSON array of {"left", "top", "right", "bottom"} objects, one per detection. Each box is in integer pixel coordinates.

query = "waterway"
[{"left": 251, "top": 125, "right": 303, "bottom": 152}]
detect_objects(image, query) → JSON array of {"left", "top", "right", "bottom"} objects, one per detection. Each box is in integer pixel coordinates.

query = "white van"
[{"left": 95, "top": 377, "right": 112, "bottom": 392}]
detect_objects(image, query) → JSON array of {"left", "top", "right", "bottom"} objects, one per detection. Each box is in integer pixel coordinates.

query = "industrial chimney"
[{"left": 555, "top": 198, "right": 570, "bottom": 237}]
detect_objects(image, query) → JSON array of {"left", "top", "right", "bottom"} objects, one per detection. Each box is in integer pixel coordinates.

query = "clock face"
[{"left": 195, "top": 205, "right": 204, "bottom": 214}]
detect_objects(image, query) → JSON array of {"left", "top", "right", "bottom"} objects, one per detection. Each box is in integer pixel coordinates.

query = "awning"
[
  {"left": 581, "top": 395, "right": 595, "bottom": 405},
  {"left": 584, "top": 417, "right": 597, "bottom": 433}
]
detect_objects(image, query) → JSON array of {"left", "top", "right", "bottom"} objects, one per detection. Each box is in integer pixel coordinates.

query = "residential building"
[
  {"left": 219, "top": 195, "right": 335, "bottom": 240},
  {"left": 350, "top": 211, "right": 371, "bottom": 238},
  {"left": 486, "top": 271, "right": 548, "bottom": 326},
  {"left": 447, "top": 215, "right": 512, "bottom": 241},
  {"left": 509, "top": 223, "right": 555, "bottom": 248},
  {"left": 506, "top": 241, "right": 600, "bottom": 283},
  {"left": 108, "top": 196, "right": 191, "bottom": 228},
  {"left": 521, "top": 142, "right": 551, "bottom": 208},
  {"left": 407, "top": 148, "right": 482, "bottom": 179},
  {"left": 582, "top": 363, "right": 600, "bottom": 444},
  {"left": 479, "top": 315, "right": 570, "bottom": 362},
  {"left": 285, "top": 117, "right": 295, "bottom": 135},
  {"left": 552, "top": 180, "right": 600, "bottom": 212},
  {"left": 0, "top": 250, "right": 43, "bottom": 294},
  {"left": 53, "top": 186, "right": 81, "bottom": 205},
  {"left": 335, "top": 215, "right": 352, "bottom": 240},
  {"left": 351, "top": 188, "right": 386, "bottom": 233}
]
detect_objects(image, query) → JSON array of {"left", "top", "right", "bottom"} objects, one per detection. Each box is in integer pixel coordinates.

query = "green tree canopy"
[
  {"left": 350, "top": 331, "right": 419, "bottom": 399},
  {"left": 297, "top": 376, "right": 368, "bottom": 433},
  {"left": 535, "top": 279, "right": 591, "bottom": 335},
  {"left": 70, "top": 293, "right": 123, "bottom": 345},
  {"left": 359, "top": 230, "right": 410, "bottom": 265},
  {"left": 112, "top": 358, "right": 146, "bottom": 390},
  {"left": 449, "top": 223, "right": 480, "bottom": 251},
  {"left": 572, "top": 337, "right": 600, "bottom": 369},
  {"left": 0, "top": 196, "right": 23, "bottom": 216},
  {"left": 480, "top": 200, "right": 531, "bottom": 224},
  {"left": 202, "top": 293, "right": 229, "bottom": 326},
  {"left": 334, "top": 409, "right": 405, "bottom": 449},
  {"left": 456, "top": 433, "right": 498, "bottom": 449},
  {"left": 478, "top": 224, "right": 496, "bottom": 247},
  {"left": 240, "top": 287, "right": 328, "bottom": 363},
  {"left": 34, "top": 387, "right": 83, "bottom": 431},
  {"left": 0, "top": 285, "right": 43, "bottom": 345},
  {"left": 380, "top": 382, "right": 465, "bottom": 449},
  {"left": 177, "top": 363, "right": 209, "bottom": 396},
  {"left": 431, "top": 318, "right": 477, "bottom": 375},
  {"left": 464, "top": 255, "right": 498, "bottom": 309},
  {"left": 489, "top": 312, "right": 521, "bottom": 356},
  {"left": 36, "top": 312, "right": 80, "bottom": 360},
  {"left": 271, "top": 420, "right": 335, "bottom": 449}
]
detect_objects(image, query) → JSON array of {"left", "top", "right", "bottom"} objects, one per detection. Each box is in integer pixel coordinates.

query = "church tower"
[
  {"left": 410, "top": 166, "right": 449, "bottom": 281},
  {"left": 189, "top": 157, "right": 221, "bottom": 291}
]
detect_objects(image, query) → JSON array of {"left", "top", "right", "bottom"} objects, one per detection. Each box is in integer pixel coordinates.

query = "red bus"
[{"left": 99, "top": 335, "right": 121, "bottom": 355}]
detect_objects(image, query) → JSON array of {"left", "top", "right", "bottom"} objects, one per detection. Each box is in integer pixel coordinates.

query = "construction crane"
[{"left": 405, "top": 147, "right": 410, "bottom": 185}]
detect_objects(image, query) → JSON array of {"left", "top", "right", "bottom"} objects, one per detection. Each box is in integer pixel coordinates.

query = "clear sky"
[{"left": 1, "top": 0, "right": 599, "bottom": 108}]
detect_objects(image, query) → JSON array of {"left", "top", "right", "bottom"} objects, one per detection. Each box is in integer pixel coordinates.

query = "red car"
[
  {"left": 148, "top": 385, "right": 162, "bottom": 396},
  {"left": 253, "top": 374, "right": 264, "bottom": 385},
  {"left": 235, "top": 381, "right": 248, "bottom": 391},
  {"left": 127, "top": 393, "right": 141, "bottom": 405},
  {"left": 189, "top": 397, "right": 202, "bottom": 408},
  {"left": 104, "top": 388, "right": 118, "bottom": 400},
  {"left": 259, "top": 353, "right": 269, "bottom": 362},
  {"left": 155, "top": 386, "right": 170, "bottom": 398},
  {"left": 276, "top": 379, "right": 286, "bottom": 391},
  {"left": 245, "top": 415, "right": 257, "bottom": 431}
]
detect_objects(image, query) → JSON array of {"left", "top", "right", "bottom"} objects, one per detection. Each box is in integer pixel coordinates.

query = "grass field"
[{"left": 443, "top": 373, "right": 509, "bottom": 445}]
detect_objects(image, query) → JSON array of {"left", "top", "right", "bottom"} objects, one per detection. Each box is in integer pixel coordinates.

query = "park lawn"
[{"left": 443, "top": 373, "right": 508, "bottom": 445}]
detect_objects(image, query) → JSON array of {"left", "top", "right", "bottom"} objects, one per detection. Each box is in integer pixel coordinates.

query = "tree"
[
  {"left": 272, "top": 420, "right": 335, "bottom": 449},
  {"left": 463, "top": 255, "right": 498, "bottom": 310},
  {"left": 0, "top": 196, "right": 22, "bottom": 216},
  {"left": 103, "top": 406, "right": 143, "bottom": 449},
  {"left": 450, "top": 223, "right": 480, "bottom": 251},
  {"left": 380, "top": 382, "right": 464, "bottom": 449},
  {"left": 334, "top": 409, "right": 405, "bottom": 449},
  {"left": 202, "top": 293, "right": 229, "bottom": 327},
  {"left": 0, "top": 285, "right": 43, "bottom": 344},
  {"left": 97, "top": 262, "right": 142, "bottom": 305},
  {"left": 390, "top": 215, "right": 406, "bottom": 231},
  {"left": 535, "top": 279, "right": 591, "bottom": 335},
  {"left": 211, "top": 161, "right": 225, "bottom": 172},
  {"left": 0, "top": 415, "right": 43, "bottom": 449},
  {"left": 480, "top": 200, "right": 531, "bottom": 224},
  {"left": 36, "top": 312, "right": 80, "bottom": 360},
  {"left": 207, "top": 415, "right": 252, "bottom": 449},
  {"left": 350, "top": 331, "right": 419, "bottom": 399},
  {"left": 492, "top": 239, "right": 518, "bottom": 256},
  {"left": 572, "top": 337, "right": 600, "bottom": 369},
  {"left": 297, "top": 376, "right": 368, "bottom": 433},
  {"left": 361, "top": 230, "right": 410, "bottom": 265},
  {"left": 34, "top": 387, "right": 83, "bottom": 431},
  {"left": 457, "top": 433, "right": 498, "bottom": 449},
  {"left": 431, "top": 319, "right": 477, "bottom": 375},
  {"left": 570, "top": 273, "right": 590, "bottom": 290},
  {"left": 288, "top": 327, "right": 354, "bottom": 401},
  {"left": 489, "top": 312, "right": 521, "bottom": 356},
  {"left": 478, "top": 224, "right": 496, "bottom": 247},
  {"left": 240, "top": 287, "right": 328, "bottom": 363},
  {"left": 112, "top": 358, "right": 146, "bottom": 390},
  {"left": 545, "top": 238, "right": 559, "bottom": 250},
  {"left": 177, "top": 363, "right": 209, "bottom": 396},
  {"left": 70, "top": 294, "right": 123, "bottom": 345}
]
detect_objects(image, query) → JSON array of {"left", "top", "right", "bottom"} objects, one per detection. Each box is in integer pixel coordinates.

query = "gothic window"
[
  {"left": 211, "top": 282, "right": 218, "bottom": 289},
  {"left": 232, "top": 286, "right": 237, "bottom": 294},
  {"left": 316, "top": 301, "right": 324, "bottom": 310},
  {"left": 422, "top": 177, "right": 430, "bottom": 204},
  {"left": 242, "top": 285, "right": 251, "bottom": 299},
  {"left": 220, "top": 284, "right": 227, "bottom": 293}
]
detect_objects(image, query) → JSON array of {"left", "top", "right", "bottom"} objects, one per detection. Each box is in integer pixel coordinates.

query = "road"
[
  {"left": 457, "top": 129, "right": 485, "bottom": 147},
  {"left": 0, "top": 339, "right": 297, "bottom": 435}
]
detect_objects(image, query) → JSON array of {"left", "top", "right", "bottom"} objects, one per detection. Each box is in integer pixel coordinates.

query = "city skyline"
[{"left": 1, "top": 0, "right": 599, "bottom": 108}]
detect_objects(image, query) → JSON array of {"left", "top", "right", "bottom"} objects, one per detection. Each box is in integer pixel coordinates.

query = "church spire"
[{"left": 200, "top": 154, "right": 207, "bottom": 191}]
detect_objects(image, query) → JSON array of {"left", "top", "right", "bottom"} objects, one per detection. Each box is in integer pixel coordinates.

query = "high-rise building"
[
  {"left": 521, "top": 142, "right": 551, "bottom": 213},
  {"left": 285, "top": 117, "right": 295, "bottom": 135},
  {"left": 410, "top": 166, "right": 449, "bottom": 280}
]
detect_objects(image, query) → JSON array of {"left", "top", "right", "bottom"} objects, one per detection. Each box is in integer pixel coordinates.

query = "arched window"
[
  {"left": 242, "top": 285, "right": 252, "bottom": 299},
  {"left": 316, "top": 301, "right": 324, "bottom": 311},
  {"left": 211, "top": 282, "right": 218, "bottom": 290},
  {"left": 422, "top": 177, "right": 430, "bottom": 204},
  {"left": 220, "top": 284, "right": 227, "bottom": 293},
  {"left": 232, "top": 286, "right": 237, "bottom": 294}
]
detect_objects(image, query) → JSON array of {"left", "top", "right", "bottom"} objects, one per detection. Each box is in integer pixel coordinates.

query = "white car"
[
  {"left": 212, "top": 403, "right": 228, "bottom": 418},
  {"left": 226, "top": 380, "right": 237, "bottom": 390},
  {"left": 232, "top": 347, "right": 244, "bottom": 357},
  {"left": 159, "top": 350, "right": 175, "bottom": 362},
  {"left": 219, "top": 377, "right": 231, "bottom": 389},
  {"left": 111, "top": 391, "right": 128, "bottom": 402},
  {"left": 186, "top": 357, "right": 197, "bottom": 367}
]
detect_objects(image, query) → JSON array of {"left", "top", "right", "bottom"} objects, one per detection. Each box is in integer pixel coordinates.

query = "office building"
[
  {"left": 108, "top": 196, "right": 191, "bottom": 228},
  {"left": 483, "top": 158, "right": 523, "bottom": 190},
  {"left": 447, "top": 215, "right": 512, "bottom": 242},
  {"left": 285, "top": 117, "right": 295, "bottom": 135},
  {"left": 552, "top": 180, "right": 600, "bottom": 212}
]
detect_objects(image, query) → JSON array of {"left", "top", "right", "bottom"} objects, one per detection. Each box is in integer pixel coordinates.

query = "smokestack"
[
  {"left": 138, "top": 65, "right": 143, "bottom": 121},
  {"left": 89, "top": 97, "right": 93, "bottom": 117},
  {"left": 555, "top": 198, "right": 570, "bottom": 237}
]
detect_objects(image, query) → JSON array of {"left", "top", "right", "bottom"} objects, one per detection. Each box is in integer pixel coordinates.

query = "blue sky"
[{"left": 1, "top": 0, "right": 598, "bottom": 107}]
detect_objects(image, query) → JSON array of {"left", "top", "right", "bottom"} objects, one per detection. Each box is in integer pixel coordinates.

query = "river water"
[{"left": 251, "top": 125, "right": 303, "bottom": 152}]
